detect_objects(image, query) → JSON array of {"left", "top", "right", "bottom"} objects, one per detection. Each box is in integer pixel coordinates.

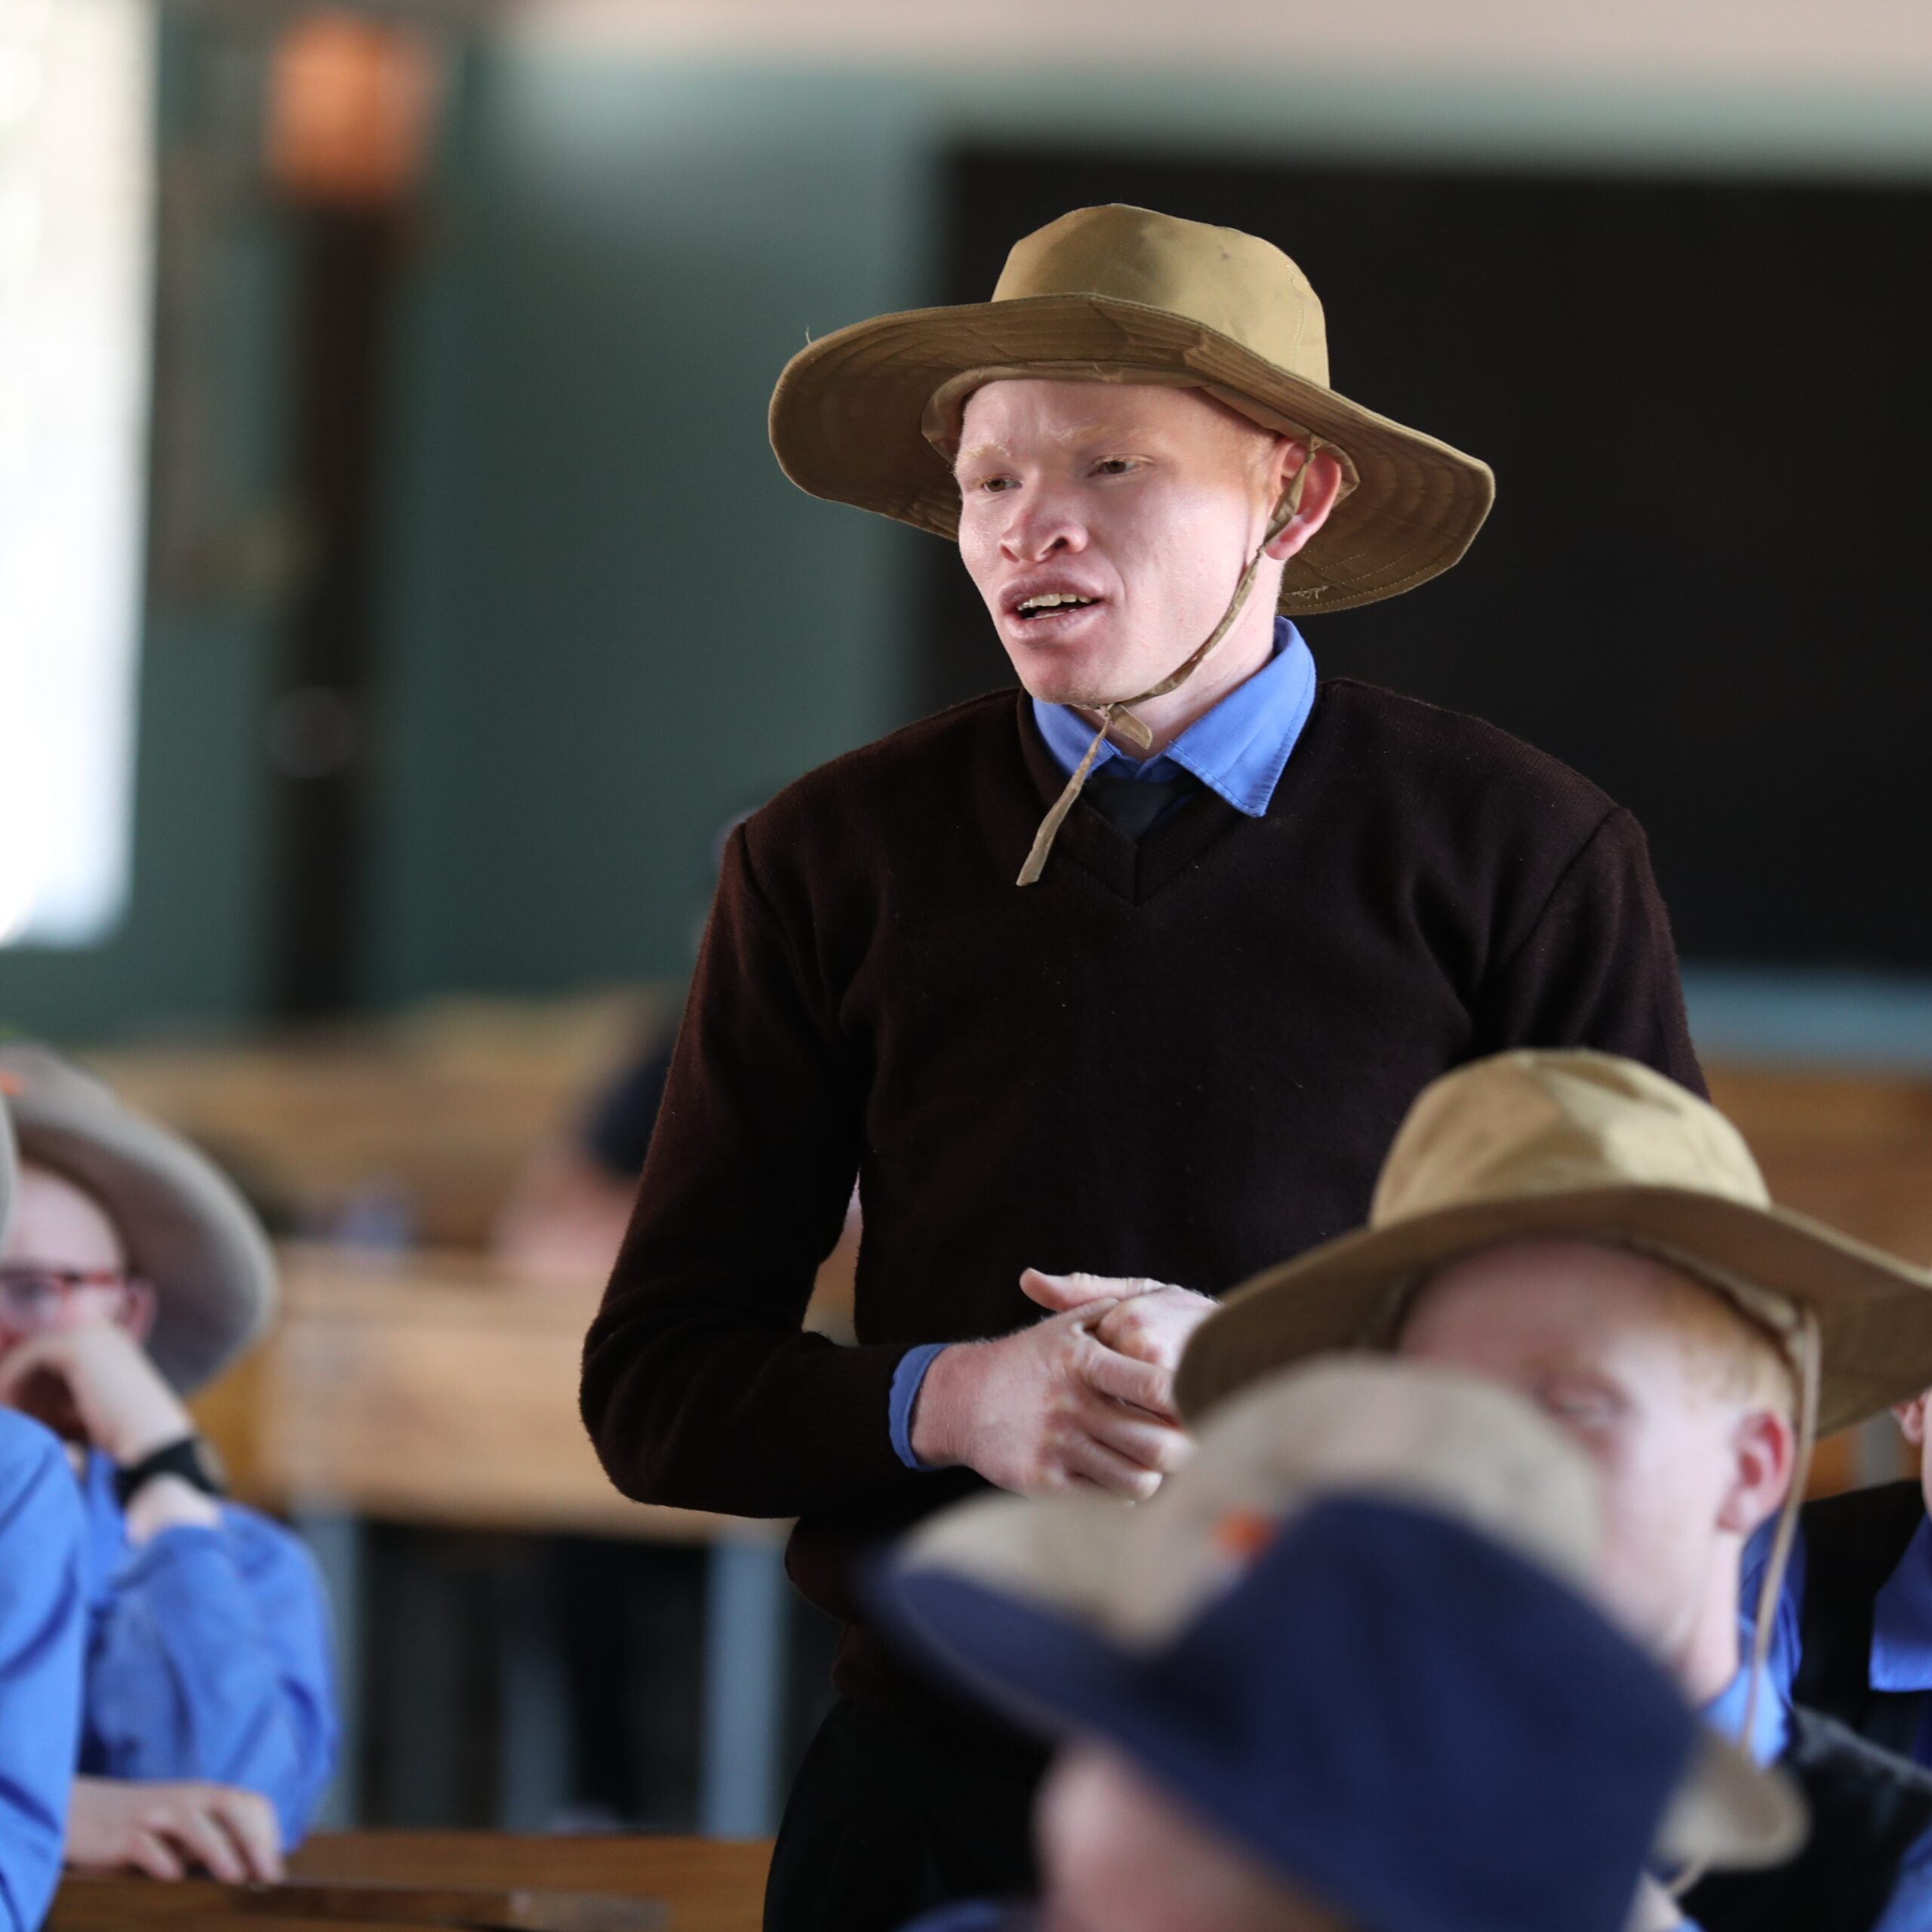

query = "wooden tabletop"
[
  {"left": 190, "top": 1248, "right": 783, "bottom": 1542},
  {"left": 52, "top": 1834, "right": 771, "bottom": 1932}
]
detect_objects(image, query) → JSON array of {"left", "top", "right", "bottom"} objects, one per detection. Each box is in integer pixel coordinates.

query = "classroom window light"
[{"left": 0, "top": 0, "right": 151, "bottom": 946}]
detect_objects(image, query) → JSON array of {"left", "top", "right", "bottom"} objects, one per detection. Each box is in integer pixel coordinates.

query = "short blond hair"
[{"left": 1636, "top": 1250, "right": 1798, "bottom": 1421}]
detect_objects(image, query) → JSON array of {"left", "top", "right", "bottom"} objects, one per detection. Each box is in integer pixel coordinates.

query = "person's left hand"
[
  {"left": 0, "top": 1321, "right": 194, "bottom": 1466},
  {"left": 1020, "top": 1272, "right": 1219, "bottom": 1398}
]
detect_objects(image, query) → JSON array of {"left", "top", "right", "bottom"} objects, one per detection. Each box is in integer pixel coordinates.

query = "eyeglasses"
[{"left": 0, "top": 1267, "right": 137, "bottom": 1330}]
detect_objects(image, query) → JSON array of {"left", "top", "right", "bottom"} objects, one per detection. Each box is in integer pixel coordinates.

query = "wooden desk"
[
  {"left": 289, "top": 1835, "right": 767, "bottom": 1931},
  {"left": 51, "top": 1833, "right": 771, "bottom": 1932},
  {"left": 188, "top": 1249, "right": 833, "bottom": 1838},
  {"left": 87, "top": 992, "right": 669, "bottom": 1251},
  {"left": 194, "top": 1247, "right": 760, "bottom": 1542}
]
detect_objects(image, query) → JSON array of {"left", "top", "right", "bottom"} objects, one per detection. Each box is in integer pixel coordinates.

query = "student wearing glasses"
[{"left": 0, "top": 1047, "right": 336, "bottom": 1883}]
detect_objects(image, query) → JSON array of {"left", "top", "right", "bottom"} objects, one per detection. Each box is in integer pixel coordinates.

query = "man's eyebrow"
[{"left": 956, "top": 423, "right": 1148, "bottom": 466}]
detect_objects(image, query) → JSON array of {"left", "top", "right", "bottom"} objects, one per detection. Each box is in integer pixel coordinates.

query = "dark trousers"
[{"left": 763, "top": 1698, "right": 1049, "bottom": 1932}]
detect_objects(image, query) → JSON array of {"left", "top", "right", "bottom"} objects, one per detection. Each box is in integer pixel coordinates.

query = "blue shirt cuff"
[{"left": 888, "top": 1343, "right": 952, "bottom": 1470}]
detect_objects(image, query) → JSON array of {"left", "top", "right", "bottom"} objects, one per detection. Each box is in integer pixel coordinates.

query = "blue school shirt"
[
  {"left": 886, "top": 620, "right": 1320, "bottom": 1467},
  {"left": 0, "top": 1414, "right": 85, "bottom": 1932},
  {"left": 1743, "top": 1515, "right": 1932, "bottom": 1765},
  {"left": 77, "top": 1450, "right": 338, "bottom": 1846}
]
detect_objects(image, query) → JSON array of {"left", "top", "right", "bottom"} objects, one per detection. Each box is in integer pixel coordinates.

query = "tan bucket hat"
[
  {"left": 889, "top": 1358, "right": 1805, "bottom": 1884},
  {"left": 1174, "top": 1049, "right": 1932, "bottom": 1438},
  {"left": 0, "top": 1044, "right": 275, "bottom": 1394},
  {"left": 770, "top": 204, "right": 1494, "bottom": 618}
]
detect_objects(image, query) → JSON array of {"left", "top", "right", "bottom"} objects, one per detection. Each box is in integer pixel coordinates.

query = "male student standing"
[{"left": 583, "top": 205, "right": 1705, "bottom": 1932}]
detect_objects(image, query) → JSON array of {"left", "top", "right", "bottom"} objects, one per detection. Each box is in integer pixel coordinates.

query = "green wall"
[{"left": 370, "top": 55, "right": 936, "bottom": 1000}]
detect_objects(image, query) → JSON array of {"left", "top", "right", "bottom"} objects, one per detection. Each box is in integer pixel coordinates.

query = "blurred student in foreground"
[
  {"left": 0, "top": 1046, "right": 337, "bottom": 1881},
  {"left": 0, "top": 1114, "right": 88, "bottom": 1931},
  {"left": 875, "top": 1358, "right": 1801, "bottom": 1932},
  {"left": 1175, "top": 1049, "right": 1932, "bottom": 1931}
]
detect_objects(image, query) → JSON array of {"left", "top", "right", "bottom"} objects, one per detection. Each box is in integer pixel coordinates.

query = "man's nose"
[{"left": 999, "top": 488, "right": 1088, "bottom": 563}]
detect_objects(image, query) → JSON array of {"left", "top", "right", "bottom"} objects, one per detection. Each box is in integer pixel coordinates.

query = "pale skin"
[
  {"left": 912, "top": 381, "right": 1346, "bottom": 1497},
  {"left": 0, "top": 1163, "right": 284, "bottom": 1883},
  {"left": 953, "top": 378, "right": 1346, "bottom": 755},
  {"left": 1890, "top": 1388, "right": 1932, "bottom": 1511},
  {"left": 1034, "top": 1744, "right": 1349, "bottom": 1932},
  {"left": 1395, "top": 1239, "right": 1797, "bottom": 1706}
]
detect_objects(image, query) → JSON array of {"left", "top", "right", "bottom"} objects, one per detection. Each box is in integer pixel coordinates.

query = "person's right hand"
[
  {"left": 65, "top": 1776, "right": 284, "bottom": 1884},
  {"left": 0, "top": 1321, "right": 194, "bottom": 1467},
  {"left": 908, "top": 1303, "right": 1192, "bottom": 1500}
]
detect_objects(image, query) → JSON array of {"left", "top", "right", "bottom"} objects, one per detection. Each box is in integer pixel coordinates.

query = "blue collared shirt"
[
  {"left": 885, "top": 620, "right": 1320, "bottom": 1471},
  {"left": 1029, "top": 617, "right": 1318, "bottom": 817},
  {"left": 1743, "top": 1514, "right": 1932, "bottom": 1762},
  {"left": 77, "top": 1449, "right": 339, "bottom": 1847},
  {"left": 0, "top": 1413, "right": 85, "bottom": 1932}
]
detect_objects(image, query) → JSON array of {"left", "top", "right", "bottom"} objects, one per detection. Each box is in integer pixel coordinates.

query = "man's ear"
[
  {"left": 118, "top": 1278, "right": 158, "bottom": 1343},
  {"left": 1717, "top": 1406, "right": 1798, "bottom": 1538},
  {"left": 1895, "top": 1391, "right": 1931, "bottom": 1447},
  {"left": 1264, "top": 445, "right": 1347, "bottom": 563}
]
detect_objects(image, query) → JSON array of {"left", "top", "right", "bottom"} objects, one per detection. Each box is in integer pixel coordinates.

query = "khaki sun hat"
[
  {"left": 769, "top": 203, "right": 1495, "bottom": 619},
  {"left": 1174, "top": 1049, "right": 1932, "bottom": 1438},
  {"left": 0, "top": 1044, "right": 275, "bottom": 1394},
  {"left": 883, "top": 1358, "right": 1806, "bottom": 1899}
]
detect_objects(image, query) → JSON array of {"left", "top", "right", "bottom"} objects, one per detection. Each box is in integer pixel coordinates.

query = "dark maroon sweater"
[{"left": 581, "top": 679, "right": 1703, "bottom": 1706}]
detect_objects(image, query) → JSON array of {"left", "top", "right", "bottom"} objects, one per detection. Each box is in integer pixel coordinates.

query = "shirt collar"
[
  {"left": 1030, "top": 618, "right": 1318, "bottom": 820},
  {"left": 1871, "top": 1516, "right": 1932, "bottom": 1692},
  {"left": 1703, "top": 1660, "right": 1792, "bottom": 1766}
]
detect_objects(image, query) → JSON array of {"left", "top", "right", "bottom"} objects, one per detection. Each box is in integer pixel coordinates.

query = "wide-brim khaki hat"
[
  {"left": 884, "top": 1360, "right": 1804, "bottom": 1888},
  {"left": 770, "top": 204, "right": 1494, "bottom": 618},
  {"left": 0, "top": 1044, "right": 275, "bottom": 1393},
  {"left": 1176, "top": 1051, "right": 1932, "bottom": 1438}
]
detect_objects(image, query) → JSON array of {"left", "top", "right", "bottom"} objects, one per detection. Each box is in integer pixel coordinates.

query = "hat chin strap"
[{"left": 1015, "top": 440, "right": 1322, "bottom": 888}]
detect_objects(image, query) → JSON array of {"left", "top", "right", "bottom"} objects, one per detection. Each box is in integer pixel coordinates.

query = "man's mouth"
[{"left": 1013, "top": 593, "right": 1099, "bottom": 622}]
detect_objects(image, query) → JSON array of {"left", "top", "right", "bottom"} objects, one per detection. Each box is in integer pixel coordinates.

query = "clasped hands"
[{"left": 908, "top": 1270, "right": 1216, "bottom": 1500}]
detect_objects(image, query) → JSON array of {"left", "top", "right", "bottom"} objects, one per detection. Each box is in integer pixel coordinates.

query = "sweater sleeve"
[
  {"left": 1470, "top": 806, "right": 1707, "bottom": 1097},
  {"left": 82, "top": 1501, "right": 339, "bottom": 1847},
  {"left": 580, "top": 826, "right": 921, "bottom": 1519}
]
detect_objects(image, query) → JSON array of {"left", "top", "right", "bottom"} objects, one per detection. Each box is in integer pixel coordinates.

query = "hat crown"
[
  {"left": 992, "top": 204, "right": 1331, "bottom": 387},
  {"left": 1372, "top": 1050, "right": 1770, "bottom": 1231}
]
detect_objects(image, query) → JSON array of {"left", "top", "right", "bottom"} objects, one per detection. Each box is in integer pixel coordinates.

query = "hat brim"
[
  {"left": 769, "top": 293, "right": 1494, "bottom": 617},
  {"left": 1176, "top": 1185, "right": 1932, "bottom": 1438},
  {"left": 0, "top": 1105, "right": 15, "bottom": 1256},
  {"left": 10, "top": 1092, "right": 275, "bottom": 1395},
  {"left": 873, "top": 1513, "right": 1801, "bottom": 1885}
]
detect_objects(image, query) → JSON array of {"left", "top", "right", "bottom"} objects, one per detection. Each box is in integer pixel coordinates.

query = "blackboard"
[{"left": 924, "top": 148, "right": 1932, "bottom": 970}]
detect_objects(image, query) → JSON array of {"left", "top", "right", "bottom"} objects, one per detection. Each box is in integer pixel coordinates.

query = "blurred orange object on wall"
[{"left": 265, "top": 11, "right": 440, "bottom": 206}]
